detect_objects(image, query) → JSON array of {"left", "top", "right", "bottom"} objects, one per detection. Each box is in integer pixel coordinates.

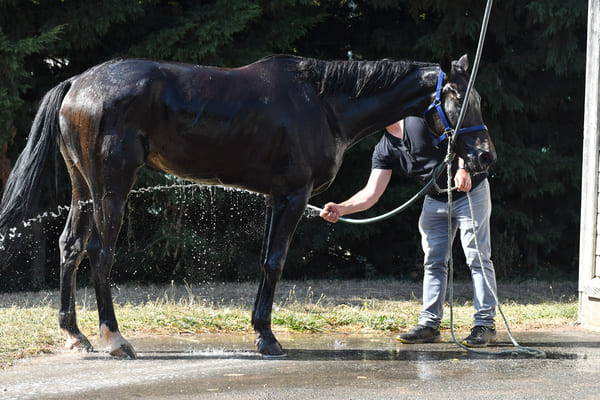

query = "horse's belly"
[
  {"left": 144, "top": 104, "right": 335, "bottom": 196},
  {"left": 145, "top": 142, "right": 278, "bottom": 194}
]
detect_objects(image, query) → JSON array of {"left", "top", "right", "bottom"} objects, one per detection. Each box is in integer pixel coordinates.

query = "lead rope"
[
  {"left": 444, "top": 150, "right": 545, "bottom": 357},
  {"left": 306, "top": 162, "right": 446, "bottom": 224},
  {"left": 439, "top": 0, "right": 544, "bottom": 357}
]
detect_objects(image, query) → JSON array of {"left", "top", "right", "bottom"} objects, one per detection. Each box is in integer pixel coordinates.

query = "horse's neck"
[{"left": 333, "top": 66, "right": 438, "bottom": 147}]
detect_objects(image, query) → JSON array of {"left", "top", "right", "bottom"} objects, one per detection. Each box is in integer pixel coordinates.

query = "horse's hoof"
[
  {"left": 109, "top": 343, "right": 137, "bottom": 359},
  {"left": 64, "top": 333, "right": 94, "bottom": 353},
  {"left": 100, "top": 324, "right": 137, "bottom": 359},
  {"left": 256, "top": 336, "right": 286, "bottom": 358}
]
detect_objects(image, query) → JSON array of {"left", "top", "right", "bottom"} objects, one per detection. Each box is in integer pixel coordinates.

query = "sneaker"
[
  {"left": 461, "top": 325, "right": 497, "bottom": 347},
  {"left": 397, "top": 324, "right": 441, "bottom": 344}
]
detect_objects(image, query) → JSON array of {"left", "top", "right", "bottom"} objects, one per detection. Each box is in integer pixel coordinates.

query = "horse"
[{"left": 0, "top": 53, "right": 495, "bottom": 358}]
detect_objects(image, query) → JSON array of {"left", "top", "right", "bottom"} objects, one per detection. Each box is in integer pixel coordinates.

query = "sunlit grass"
[
  {"left": 0, "top": 282, "right": 578, "bottom": 369},
  {"left": 0, "top": 305, "right": 57, "bottom": 367}
]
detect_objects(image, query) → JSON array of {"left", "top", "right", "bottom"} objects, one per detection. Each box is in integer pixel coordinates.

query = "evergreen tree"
[
  {"left": 293, "top": 0, "right": 587, "bottom": 281},
  {"left": 0, "top": 0, "right": 589, "bottom": 288}
]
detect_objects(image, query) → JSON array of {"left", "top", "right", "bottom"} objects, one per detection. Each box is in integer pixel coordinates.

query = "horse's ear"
[
  {"left": 457, "top": 54, "right": 469, "bottom": 71},
  {"left": 440, "top": 53, "right": 452, "bottom": 74}
]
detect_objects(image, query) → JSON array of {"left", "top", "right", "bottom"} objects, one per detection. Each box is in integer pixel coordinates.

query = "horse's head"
[{"left": 424, "top": 54, "right": 496, "bottom": 173}]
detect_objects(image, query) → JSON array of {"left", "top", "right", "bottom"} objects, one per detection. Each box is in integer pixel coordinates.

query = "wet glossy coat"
[{"left": 0, "top": 54, "right": 495, "bottom": 357}]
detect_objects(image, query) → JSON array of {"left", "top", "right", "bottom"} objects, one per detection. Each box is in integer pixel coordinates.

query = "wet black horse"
[{"left": 0, "top": 54, "right": 495, "bottom": 358}]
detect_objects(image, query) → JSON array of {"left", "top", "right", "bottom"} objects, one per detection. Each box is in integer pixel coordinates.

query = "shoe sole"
[
  {"left": 461, "top": 337, "right": 498, "bottom": 348},
  {"left": 396, "top": 335, "right": 442, "bottom": 344}
]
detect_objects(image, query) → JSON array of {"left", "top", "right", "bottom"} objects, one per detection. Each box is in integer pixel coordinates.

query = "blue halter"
[{"left": 424, "top": 70, "right": 487, "bottom": 148}]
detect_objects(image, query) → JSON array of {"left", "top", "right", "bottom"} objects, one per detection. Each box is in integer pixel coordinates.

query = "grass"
[{"left": 0, "top": 280, "right": 579, "bottom": 369}]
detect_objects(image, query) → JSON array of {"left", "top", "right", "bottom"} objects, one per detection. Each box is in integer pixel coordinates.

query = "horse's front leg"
[
  {"left": 252, "top": 188, "right": 311, "bottom": 357},
  {"left": 86, "top": 131, "right": 144, "bottom": 358},
  {"left": 87, "top": 226, "right": 136, "bottom": 359}
]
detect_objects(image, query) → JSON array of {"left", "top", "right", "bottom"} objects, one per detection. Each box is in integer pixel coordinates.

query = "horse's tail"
[{"left": 0, "top": 80, "right": 71, "bottom": 264}]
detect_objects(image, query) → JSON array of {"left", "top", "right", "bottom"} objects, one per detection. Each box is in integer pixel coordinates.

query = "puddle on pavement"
[
  {"left": 1, "top": 330, "right": 599, "bottom": 400},
  {"left": 120, "top": 331, "right": 590, "bottom": 361}
]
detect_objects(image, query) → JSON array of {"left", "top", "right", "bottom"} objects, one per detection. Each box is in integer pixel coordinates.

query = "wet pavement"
[{"left": 1, "top": 328, "right": 599, "bottom": 399}]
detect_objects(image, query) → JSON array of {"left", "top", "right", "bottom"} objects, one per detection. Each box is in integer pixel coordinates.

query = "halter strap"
[{"left": 424, "top": 70, "right": 487, "bottom": 148}]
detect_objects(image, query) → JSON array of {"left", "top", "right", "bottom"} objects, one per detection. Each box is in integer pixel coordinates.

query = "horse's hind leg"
[
  {"left": 58, "top": 160, "right": 94, "bottom": 352},
  {"left": 86, "top": 131, "right": 144, "bottom": 358},
  {"left": 252, "top": 187, "right": 311, "bottom": 356}
]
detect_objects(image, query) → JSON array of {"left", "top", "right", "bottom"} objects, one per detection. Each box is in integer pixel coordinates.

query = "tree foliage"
[{"left": 0, "top": 0, "right": 588, "bottom": 289}]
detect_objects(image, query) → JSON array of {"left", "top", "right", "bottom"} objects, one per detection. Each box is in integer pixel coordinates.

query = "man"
[{"left": 320, "top": 116, "right": 498, "bottom": 347}]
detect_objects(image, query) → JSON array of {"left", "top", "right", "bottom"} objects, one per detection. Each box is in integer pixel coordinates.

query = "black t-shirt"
[{"left": 371, "top": 116, "right": 487, "bottom": 201}]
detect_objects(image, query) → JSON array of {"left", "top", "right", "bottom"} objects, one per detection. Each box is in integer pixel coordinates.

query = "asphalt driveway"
[{"left": 1, "top": 328, "right": 598, "bottom": 400}]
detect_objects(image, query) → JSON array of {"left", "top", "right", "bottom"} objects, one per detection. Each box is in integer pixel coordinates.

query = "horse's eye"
[{"left": 444, "top": 83, "right": 461, "bottom": 98}]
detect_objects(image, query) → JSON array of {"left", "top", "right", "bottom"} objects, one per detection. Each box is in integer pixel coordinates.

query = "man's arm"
[{"left": 320, "top": 169, "right": 392, "bottom": 223}]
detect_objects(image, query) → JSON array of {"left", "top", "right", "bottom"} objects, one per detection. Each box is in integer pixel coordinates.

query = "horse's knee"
[
  {"left": 86, "top": 234, "right": 100, "bottom": 254},
  {"left": 262, "top": 259, "right": 284, "bottom": 282},
  {"left": 86, "top": 236, "right": 114, "bottom": 274},
  {"left": 59, "top": 230, "right": 85, "bottom": 262},
  {"left": 90, "top": 248, "right": 116, "bottom": 278}
]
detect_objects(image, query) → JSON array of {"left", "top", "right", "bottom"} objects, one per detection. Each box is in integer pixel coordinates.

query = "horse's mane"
[{"left": 290, "top": 56, "right": 435, "bottom": 98}]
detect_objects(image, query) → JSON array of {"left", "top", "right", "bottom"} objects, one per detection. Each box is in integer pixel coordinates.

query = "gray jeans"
[{"left": 417, "top": 178, "right": 497, "bottom": 328}]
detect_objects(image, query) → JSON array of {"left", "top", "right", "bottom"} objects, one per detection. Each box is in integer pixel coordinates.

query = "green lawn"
[{"left": 0, "top": 280, "right": 578, "bottom": 368}]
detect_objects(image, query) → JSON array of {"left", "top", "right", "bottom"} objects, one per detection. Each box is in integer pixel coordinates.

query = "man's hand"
[
  {"left": 320, "top": 202, "right": 341, "bottom": 223},
  {"left": 454, "top": 168, "right": 472, "bottom": 192}
]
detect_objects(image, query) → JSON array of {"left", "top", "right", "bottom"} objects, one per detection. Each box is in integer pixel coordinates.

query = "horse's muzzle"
[
  {"left": 466, "top": 147, "right": 497, "bottom": 173},
  {"left": 478, "top": 150, "right": 496, "bottom": 170},
  {"left": 456, "top": 129, "right": 497, "bottom": 173}
]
